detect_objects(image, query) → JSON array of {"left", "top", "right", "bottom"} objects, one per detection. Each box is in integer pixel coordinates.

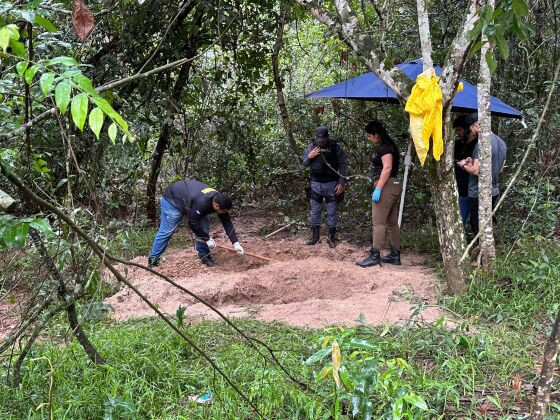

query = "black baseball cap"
[{"left": 315, "top": 125, "right": 329, "bottom": 141}]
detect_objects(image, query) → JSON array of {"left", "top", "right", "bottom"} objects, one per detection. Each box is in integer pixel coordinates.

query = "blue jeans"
[
  {"left": 148, "top": 198, "right": 210, "bottom": 261},
  {"left": 458, "top": 196, "right": 470, "bottom": 226}
]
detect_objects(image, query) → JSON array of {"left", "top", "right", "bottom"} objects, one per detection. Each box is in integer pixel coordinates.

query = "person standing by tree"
[
  {"left": 147, "top": 179, "right": 244, "bottom": 268},
  {"left": 453, "top": 115, "right": 478, "bottom": 227},
  {"left": 456, "top": 113, "right": 507, "bottom": 236},
  {"left": 357, "top": 121, "right": 402, "bottom": 267},
  {"left": 301, "top": 125, "right": 348, "bottom": 248}
]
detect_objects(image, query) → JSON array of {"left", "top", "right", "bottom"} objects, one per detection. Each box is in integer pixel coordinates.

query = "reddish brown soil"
[{"left": 105, "top": 217, "right": 441, "bottom": 328}]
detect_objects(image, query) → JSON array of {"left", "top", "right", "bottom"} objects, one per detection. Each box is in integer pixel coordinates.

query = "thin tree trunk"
[
  {"left": 146, "top": 50, "right": 196, "bottom": 224},
  {"left": 272, "top": 2, "right": 299, "bottom": 156},
  {"left": 531, "top": 305, "right": 560, "bottom": 419},
  {"left": 477, "top": 0, "right": 496, "bottom": 266}
]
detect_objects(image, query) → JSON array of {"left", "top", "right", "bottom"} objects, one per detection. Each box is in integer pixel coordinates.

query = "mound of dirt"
[{"left": 105, "top": 217, "right": 441, "bottom": 328}]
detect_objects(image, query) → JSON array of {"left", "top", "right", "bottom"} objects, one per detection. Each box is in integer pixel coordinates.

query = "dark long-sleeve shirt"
[
  {"left": 301, "top": 141, "right": 348, "bottom": 184},
  {"left": 163, "top": 179, "right": 238, "bottom": 243}
]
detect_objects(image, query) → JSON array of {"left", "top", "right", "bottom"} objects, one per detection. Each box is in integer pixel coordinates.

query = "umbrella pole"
[{"left": 398, "top": 139, "right": 412, "bottom": 228}]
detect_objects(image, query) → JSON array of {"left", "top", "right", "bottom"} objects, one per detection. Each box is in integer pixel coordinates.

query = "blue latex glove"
[{"left": 371, "top": 187, "right": 382, "bottom": 202}]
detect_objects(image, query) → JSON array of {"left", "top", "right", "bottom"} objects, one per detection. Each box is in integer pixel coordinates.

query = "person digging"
[
  {"left": 147, "top": 179, "right": 244, "bottom": 268},
  {"left": 301, "top": 125, "right": 348, "bottom": 248}
]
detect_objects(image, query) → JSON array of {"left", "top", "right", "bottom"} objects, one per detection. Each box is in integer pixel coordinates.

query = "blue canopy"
[{"left": 306, "top": 59, "right": 523, "bottom": 119}]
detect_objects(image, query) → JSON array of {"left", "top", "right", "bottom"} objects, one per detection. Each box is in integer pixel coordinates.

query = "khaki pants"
[{"left": 372, "top": 177, "right": 402, "bottom": 250}]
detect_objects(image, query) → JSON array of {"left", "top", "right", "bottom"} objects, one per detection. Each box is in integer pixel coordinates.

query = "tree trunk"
[
  {"left": 272, "top": 2, "right": 299, "bottom": 156},
  {"left": 146, "top": 49, "right": 197, "bottom": 224},
  {"left": 477, "top": 0, "right": 496, "bottom": 266},
  {"left": 531, "top": 305, "right": 560, "bottom": 419},
  {"left": 428, "top": 120, "right": 469, "bottom": 294}
]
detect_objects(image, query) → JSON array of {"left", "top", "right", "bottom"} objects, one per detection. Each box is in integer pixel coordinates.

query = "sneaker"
[
  {"left": 147, "top": 257, "right": 160, "bottom": 268},
  {"left": 200, "top": 256, "right": 216, "bottom": 267}
]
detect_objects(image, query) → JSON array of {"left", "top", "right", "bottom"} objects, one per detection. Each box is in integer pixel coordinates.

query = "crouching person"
[
  {"left": 147, "top": 179, "right": 244, "bottom": 268},
  {"left": 301, "top": 125, "right": 348, "bottom": 248},
  {"left": 357, "top": 121, "right": 402, "bottom": 267}
]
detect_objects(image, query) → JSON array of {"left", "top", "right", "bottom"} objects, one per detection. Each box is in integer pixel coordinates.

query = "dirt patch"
[{"left": 105, "top": 216, "right": 441, "bottom": 328}]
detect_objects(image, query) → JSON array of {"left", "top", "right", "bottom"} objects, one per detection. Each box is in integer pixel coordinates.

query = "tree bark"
[
  {"left": 428, "top": 116, "right": 470, "bottom": 294},
  {"left": 531, "top": 305, "right": 560, "bottom": 419},
  {"left": 272, "top": 2, "right": 299, "bottom": 156},
  {"left": 146, "top": 36, "right": 199, "bottom": 224},
  {"left": 477, "top": 0, "right": 496, "bottom": 266}
]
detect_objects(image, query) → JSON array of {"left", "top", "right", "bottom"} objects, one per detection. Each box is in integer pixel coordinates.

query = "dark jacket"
[
  {"left": 163, "top": 179, "right": 238, "bottom": 243},
  {"left": 301, "top": 141, "right": 348, "bottom": 184}
]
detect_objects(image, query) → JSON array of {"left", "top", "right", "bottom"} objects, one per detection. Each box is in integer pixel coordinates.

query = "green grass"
[
  {"left": 2, "top": 237, "right": 559, "bottom": 419},
  {"left": 0, "top": 311, "right": 549, "bottom": 419}
]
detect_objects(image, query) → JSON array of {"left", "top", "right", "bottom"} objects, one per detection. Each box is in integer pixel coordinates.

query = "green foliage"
[
  {"left": 0, "top": 214, "right": 51, "bottom": 250},
  {"left": 468, "top": 0, "right": 534, "bottom": 72},
  {"left": 306, "top": 328, "right": 432, "bottom": 419},
  {"left": 448, "top": 239, "right": 560, "bottom": 329}
]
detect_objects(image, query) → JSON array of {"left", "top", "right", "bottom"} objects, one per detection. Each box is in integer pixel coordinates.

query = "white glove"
[
  {"left": 233, "top": 242, "right": 244, "bottom": 255},
  {"left": 206, "top": 238, "right": 216, "bottom": 249}
]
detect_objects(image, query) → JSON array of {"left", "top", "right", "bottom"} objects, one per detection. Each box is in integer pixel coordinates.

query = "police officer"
[
  {"left": 147, "top": 179, "right": 244, "bottom": 268},
  {"left": 301, "top": 125, "right": 348, "bottom": 248}
]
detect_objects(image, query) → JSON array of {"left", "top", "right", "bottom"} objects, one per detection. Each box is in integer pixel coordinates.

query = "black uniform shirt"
[{"left": 163, "top": 179, "right": 238, "bottom": 243}]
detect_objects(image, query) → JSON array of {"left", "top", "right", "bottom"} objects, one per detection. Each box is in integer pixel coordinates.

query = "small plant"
[{"left": 306, "top": 327, "right": 431, "bottom": 419}]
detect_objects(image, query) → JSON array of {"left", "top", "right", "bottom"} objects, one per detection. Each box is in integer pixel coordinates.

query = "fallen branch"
[
  {"left": 265, "top": 221, "right": 296, "bottom": 238},
  {"left": 217, "top": 244, "right": 276, "bottom": 262}
]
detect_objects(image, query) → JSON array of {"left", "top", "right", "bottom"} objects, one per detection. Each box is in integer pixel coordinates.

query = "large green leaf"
[
  {"left": 24, "top": 64, "right": 40, "bottom": 84},
  {"left": 16, "top": 61, "right": 28, "bottom": 76},
  {"left": 108, "top": 122, "right": 117, "bottom": 144},
  {"left": 29, "top": 218, "right": 52, "bottom": 233},
  {"left": 88, "top": 107, "right": 104, "bottom": 139},
  {"left": 495, "top": 34, "right": 509, "bottom": 60},
  {"left": 91, "top": 95, "right": 131, "bottom": 139},
  {"left": 39, "top": 72, "right": 55, "bottom": 96},
  {"left": 35, "top": 15, "right": 57, "bottom": 32},
  {"left": 55, "top": 80, "right": 72, "bottom": 114},
  {"left": 305, "top": 348, "right": 331, "bottom": 364},
  {"left": 485, "top": 50, "right": 497, "bottom": 74},
  {"left": 48, "top": 56, "right": 79, "bottom": 67},
  {"left": 9, "top": 39, "right": 26, "bottom": 57},
  {"left": 512, "top": 0, "right": 529, "bottom": 16},
  {"left": 348, "top": 339, "right": 377, "bottom": 351},
  {"left": 72, "top": 73, "right": 96, "bottom": 95},
  {"left": 3, "top": 225, "right": 17, "bottom": 247},
  {"left": 403, "top": 393, "right": 428, "bottom": 410},
  {"left": 71, "top": 93, "right": 89, "bottom": 131},
  {"left": 0, "top": 26, "right": 10, "bottom": 52},
  {"left": 15, "top": 223, "right": 29, "bottom": 247}
]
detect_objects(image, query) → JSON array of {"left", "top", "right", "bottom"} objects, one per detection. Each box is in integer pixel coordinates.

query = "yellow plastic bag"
[{"left": 405, "top": 68, "right": 462, "bottom": 165}]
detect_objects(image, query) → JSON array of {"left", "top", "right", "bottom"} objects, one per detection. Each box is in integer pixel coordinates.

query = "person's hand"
[
  {"left": 335, "top": 184, "right": 345, "bottom": 195},
  {"left": 308, "top": 147, "right": 320, "bottom": 159},
  {"left": 371, "top": 187, "right": 382, "bottom": 202},
  {"left": 233, "top": 242, "right": 244, "bottom": 255},
  {"left": 206, "top": 238, "right": 216, "bottom": 249}
]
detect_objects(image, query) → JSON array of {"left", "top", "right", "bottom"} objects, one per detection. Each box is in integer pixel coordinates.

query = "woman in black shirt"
[{"left": 357, "top": 121, "right": 402, "bottom": 267}]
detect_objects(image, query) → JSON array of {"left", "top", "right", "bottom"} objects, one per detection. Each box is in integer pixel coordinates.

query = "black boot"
[
  {"left": 200, "top": 255, "right": 216, "bottom": 267},
  {"left": 381, "top": 247, "right": 401, "bottom": 265},
  {"left": 306, "top": 226, "right": 321, "bottom": 245},
  {"left": 327, "top": 227, "right": 339, "bottom": 248},
  {"left": 147, "top": 257, "right": 160, "bottom": 268},
  {"left": 356, "top": 248, "right": 381, "bottom": 268}
]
